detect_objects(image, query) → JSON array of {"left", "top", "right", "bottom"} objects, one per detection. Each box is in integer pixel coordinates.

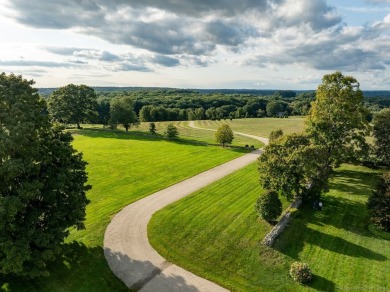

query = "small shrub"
[
  {"left": 255, "top": 190, "right": 282, "bottom": 223},
  {"left": 290, "top": 262, "right": 312, "bottom": 283},
  {"left": 149, "top": 122, "right": 156, "bottom": 134},
  {"left": 165, "top": 123, "right": 179, "bottom": 140},
  {"left": 245, "top": 144, "right": 249, "bottom": 148}
]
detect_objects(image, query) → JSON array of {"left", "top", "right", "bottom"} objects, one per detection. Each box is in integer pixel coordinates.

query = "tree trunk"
[{"left": 77, "top": 122, "right": 81, "bottom": 129}]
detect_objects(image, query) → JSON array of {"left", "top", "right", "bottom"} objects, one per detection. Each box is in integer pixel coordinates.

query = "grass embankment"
[
  {"left": 149, "top": 164, "right": 389, "bottom": 291},
  {"left": 0, "top": 128, "right": 248, "bottom": 291},
  {"left": 195, "top": 117, "right": 305, "bottom": 138}
]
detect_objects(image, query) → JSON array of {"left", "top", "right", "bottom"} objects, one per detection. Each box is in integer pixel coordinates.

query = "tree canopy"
[
  {"left": 306, "top": 71, "right": 369, "bottom": 168},
  {"left": 259, "top": 133, "right": 328, "bottom": 200},
  {"left": 373, "top": 108, "right": 390, "bottom": 166},
  {"left": 215, "top": 124, "right": 234, "bottom": 147},
  {"left": 259, "top": 72, "right": 370, "bottom": 201},
  {"left": 109, "top": 95, "right": 138, "bottom": 131},
  {"left": 0, "top": 73, "right": 90, "bottom": 277},
  {"left": 48, "top": 84, "right": 98, "bottom": 129}
]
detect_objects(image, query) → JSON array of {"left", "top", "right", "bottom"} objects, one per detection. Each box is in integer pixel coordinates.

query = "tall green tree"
[
  {"left": 109, "top": 96, "right": 138, "bottom": 132},
  {"left": 306, "top": 71, "right": 369, "bottom": 168},
  {"left": 215, "top": 124, "right": 234, "bottom": 147},
  {"left": 0, "top": 73, "right": 90, "bottom": 277},
  {"left": 372, "top": 108, "right": 390, "bottom": 166},
  {"left": 48, "top": 84, "right": 98, "bottom": 129},
  {"left": 259, "top": 134, "right": 329, "bottom": 200}
]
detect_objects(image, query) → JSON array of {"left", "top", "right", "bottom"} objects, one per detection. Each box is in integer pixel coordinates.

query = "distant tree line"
[{"left": 92, "top": 90, "right": 316, "bottom": 124}]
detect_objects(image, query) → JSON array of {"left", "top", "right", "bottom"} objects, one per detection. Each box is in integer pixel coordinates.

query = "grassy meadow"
[
  {"left": 149, "top": 163, "right": 389, "bottom": 291},
  {"left": 195, "top": 117, "right": 305, "bottom": 138},
  {"left": 136, "top": 120, "right": 265, "bottom": 148}
]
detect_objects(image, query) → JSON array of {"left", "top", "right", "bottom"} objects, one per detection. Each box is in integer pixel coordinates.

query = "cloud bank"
[{"left": 3, "top": 0, "right": 390, "bottom": 76}]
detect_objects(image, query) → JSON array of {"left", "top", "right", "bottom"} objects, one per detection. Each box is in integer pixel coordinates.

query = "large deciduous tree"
[
  {"left": 109, "top": 96, "right": 138, "bottom": 132},
  {"left": 372, "top": 108, "right": 390, "bottom": 166},
  {"left": 259, "top": 134, "right": 329, "bottom": 200},
  {"left": 306, "top": 71, "right": 369, "bottom": 168},
  {"left": 215, "top": 124, "right": 234, "bottom": 147},
  {"left": 0, "top": 73, "right": 90, "bottom": 277},
  {"left": 258, "top": 72, "right": 371, "bottom": 203},
  {"left": 48, "top": 84, "right": 98, "bottom": 129}
]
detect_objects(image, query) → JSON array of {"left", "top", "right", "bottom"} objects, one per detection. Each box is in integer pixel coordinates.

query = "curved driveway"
[{"left": 104, "top": 122, "right": 268, "bottom": 291}]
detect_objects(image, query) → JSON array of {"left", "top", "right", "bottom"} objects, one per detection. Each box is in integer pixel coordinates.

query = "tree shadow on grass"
[
  {"left": 308, "top": 274, "right": 336, "bottom": 292},
  {"left": 0, "top": 241, "right": 127, "bottom": 292},
  {"left": 308, "top": 168, "right": 382, "bottom": 236},
  {"left": 330, "top": 169, "right": 380, "bottom": 197},
  {"left": 104, "top": 248, "right": 199, "bottom": 292},
  {"left": 0, "top": 242, "right": 200, "bottom": 292},
  {"left": 71, "top": 128, "right": 214, "bottom": 148}
]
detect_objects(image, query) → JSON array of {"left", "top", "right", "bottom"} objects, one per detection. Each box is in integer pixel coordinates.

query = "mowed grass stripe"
[
  {"left": 196, "top": 117, "right": 305, "bottom": 137},
  {"left": 137, "top": 121, "right": 264, "bottom": 148},
  {"left": 149, "top": 163, "right": 389, "bottom": 291},
  {"left": 68, "top": 129, "right": 244, "bottom": 246},
  {"left": 148, "top": 163, "right": 293, "bottom": 291}
]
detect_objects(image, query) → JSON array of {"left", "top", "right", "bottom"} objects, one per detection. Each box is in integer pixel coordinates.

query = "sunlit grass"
[
  {"left": 195, "top": 117, "right": 305, "bottom": 138},
  {"left": 1, "top": 128, "right": 245, "bottom": 291},
  {"left": 149, "top": 164, "right": 389, "bottom": 291}
]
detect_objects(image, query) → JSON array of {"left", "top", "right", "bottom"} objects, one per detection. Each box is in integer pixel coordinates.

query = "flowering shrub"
[{"left": 290, "top": 262, "right": 312, "bottom": 283}]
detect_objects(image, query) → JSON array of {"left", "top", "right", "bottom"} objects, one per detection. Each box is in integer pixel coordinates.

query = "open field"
[
  {"left": 136, "top": 121, "right": 265, "bottom": 149},
  {"left": 195, "top": 117, "right": 305, "bottom": 138},
  {"left": 1, "top": 128, "right": 246, "bottom": 291},
  {"left": 149, "top": 163, "right": 389, "bottom": 291}
]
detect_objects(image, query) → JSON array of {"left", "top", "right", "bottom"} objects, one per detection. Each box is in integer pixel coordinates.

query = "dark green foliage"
[
  {"left": 367, "top": 173, "right": 390, "bottom": 232},
  {"left": 48, "top": 84, "right": 98, "bottom": 129},
  {"left": 266, "top": 101, "right": 287, "bottom": 117},
  {"left": 373, "top": 108, "right": 390, "bottom": 166},
  {"left": 255, "top": 190, "right": 282, "bottom": 222},
  {"left": 109, "top": 96, "right": 138, "bottom": 132},
  {"left": 149, "top": 122, "right": 156, "bottom": 134},
  {"left": 97, "top": 100, "right": 110, "bottom": 126},
  {"left": 165, "top": 123, "right": 179, "bottom": 140},
  {"left": 259, "top": 134, "right": 329, "bottom": 200},
  {"left": 306, "top": 72, "right": 369, "bottom": 168},
  {"left": 269, "top": 129, "right": 284, "bottom": 143},
  {"left": 215, "top": 124, "right": 234, "bottom": 147},
  {"left": 289, "top": 262, "right": 312, "bottom": 283},
  {"left": 0, "top": 73, "right": 90, "bottom": 277}
]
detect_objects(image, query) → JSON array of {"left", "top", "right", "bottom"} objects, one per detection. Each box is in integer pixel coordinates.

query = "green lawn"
[
  {"left": 149, "top": 163, "right": 389, "bottom": 291},
  {"left": 0, "top": 128, "right": 246, "bottom": 291},
  {"left": 136, "top": 121, "right": 264, "bottom": 149},
  {"left": 195, "top": 117, "right": 305, "bottom": 138}
]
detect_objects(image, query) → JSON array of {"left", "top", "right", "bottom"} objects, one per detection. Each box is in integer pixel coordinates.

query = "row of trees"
[
  {"left": 48, "top": 84, "right": 138, "bottom": 131},
  {"left": 256, "top": 72, "right": 388, "bottom": 223},
  {"left": 44, "top": 83, "right": 388, "bottom": 127}
]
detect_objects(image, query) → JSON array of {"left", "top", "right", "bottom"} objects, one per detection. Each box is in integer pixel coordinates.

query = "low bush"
[
  {"left": 255, "top": 190, "right": 282, "bottom": 223},
  {"left": 289, "top": 262, "right": 312, "bottom": 283}
]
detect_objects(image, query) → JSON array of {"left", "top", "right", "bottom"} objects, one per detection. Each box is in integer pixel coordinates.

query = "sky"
[{"left": 0, "top": 0, "right": 389, "bottom": 90}]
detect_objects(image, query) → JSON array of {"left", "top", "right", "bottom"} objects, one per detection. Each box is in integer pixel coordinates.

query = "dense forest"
[{"left": 39, "top": 87, "right": 390, "bottom": 124}]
